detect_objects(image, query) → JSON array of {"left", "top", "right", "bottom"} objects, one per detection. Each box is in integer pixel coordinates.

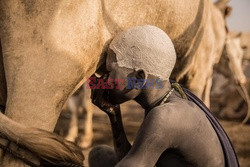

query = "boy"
[{"left": 88, "top": 25, "right": 238, "bottom": 167}]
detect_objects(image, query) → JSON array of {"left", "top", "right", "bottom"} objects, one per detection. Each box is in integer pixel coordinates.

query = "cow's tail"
[{"left": 0, "top": 112, "right": 84, "bottom": 166}]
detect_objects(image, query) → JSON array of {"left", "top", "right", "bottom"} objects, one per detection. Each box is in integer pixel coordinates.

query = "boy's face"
[{"left": 104, "top": 49, "right": 141, "bottom": 104}]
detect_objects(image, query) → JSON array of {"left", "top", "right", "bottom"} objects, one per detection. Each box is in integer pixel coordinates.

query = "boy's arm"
[
  {"left": 115, "top": 109, "right": 170, "bottom": 167},
  {"left": 115, "top": 106, "right": 192, "bottom": 167},
  {"left": 91, "top": 86, "right": 131, "bottom": 160},
  {"left": 108, "top": 106, "right": 132, "bottom": 160}
]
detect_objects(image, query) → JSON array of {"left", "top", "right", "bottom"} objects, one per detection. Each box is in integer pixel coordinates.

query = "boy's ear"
[
  {"left": 135, "top": 69, "right": 148, "bottom": 89},
  {"left": 135, "top": 69, "right": 146, "bottom": 79}
]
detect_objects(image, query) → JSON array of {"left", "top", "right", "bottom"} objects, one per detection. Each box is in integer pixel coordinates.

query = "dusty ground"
[{"left": 55, "top": 100, "right": 250, "bottom": 167}]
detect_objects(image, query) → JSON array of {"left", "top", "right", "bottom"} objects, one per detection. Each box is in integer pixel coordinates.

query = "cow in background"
[
  {"left": 211, "top": 32, "right": 249, "bottom": 120},
  {"left": 62, "top": 83, "right": 94, "bottom": 148}
]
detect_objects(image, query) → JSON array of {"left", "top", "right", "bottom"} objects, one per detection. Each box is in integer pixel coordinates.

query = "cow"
[
  {"left": 0, "top": 0, "right": 230, "bottom": 166},
  {"left": 63, "top": 83, "right": 94, "bottom": 148},
  {"left": 218, "top": 32, "right": 247, "bottom": 85},
  {"left": 211, "top": 32, "right": 249, "bottom": 121}
]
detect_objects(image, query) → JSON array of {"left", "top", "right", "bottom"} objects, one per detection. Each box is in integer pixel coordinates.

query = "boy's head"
[{"left": 104, "top": 25, "right": 176, "bottom": 104}]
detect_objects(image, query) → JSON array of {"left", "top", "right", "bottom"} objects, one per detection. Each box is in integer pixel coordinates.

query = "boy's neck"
[{"left": 134, "top": 80, "right": 172, "bottom": 111}]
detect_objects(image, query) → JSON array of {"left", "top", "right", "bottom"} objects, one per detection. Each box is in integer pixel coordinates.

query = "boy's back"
[
  {"left": 89, "top": 86, "right": 230, "bottom": 167},
  {"left": 147, "top": 90, "right": 225, "bottom": 166}
]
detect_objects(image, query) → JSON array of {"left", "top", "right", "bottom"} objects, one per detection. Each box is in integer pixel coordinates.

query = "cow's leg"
[
  {"left": 187, "top": 22, "right": 217, "bottom": 108},
  {"left": 203, "top": 75, "right": 213, "bottom": 108},
  {"left": 189, "top": 71, "right": 213, "bottom": 108},
  {"left": 188, "top": 73, "right": 207, "bottom": 100},
  {"left": 88, "top": 145, "right": 118, "bottom": 167},
  {"left": 65, "top": 97, "right": 79, "bottom": 142},
  {"left": 80, "top": 86, "right": 94, "bottom": 148}
]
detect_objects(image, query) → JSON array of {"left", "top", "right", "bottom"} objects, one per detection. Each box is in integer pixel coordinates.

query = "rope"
[
  {"left": 171, "top": 83, "right": 188, "bottom": 100},
  {"left": 157, "top": 82, "right": 189, "bottom": 106},
  {"left": 158, "top": 82, "right": 189, "bottom": 105}
]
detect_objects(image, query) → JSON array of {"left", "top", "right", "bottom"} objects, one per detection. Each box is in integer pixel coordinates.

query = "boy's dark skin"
[{"left": 89, "top": 49, "right": 225, "bottom": 167}]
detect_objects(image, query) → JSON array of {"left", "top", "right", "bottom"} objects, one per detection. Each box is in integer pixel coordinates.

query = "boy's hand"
[{"left": 90, "top": 74, "right": 120, "bottom": 116}]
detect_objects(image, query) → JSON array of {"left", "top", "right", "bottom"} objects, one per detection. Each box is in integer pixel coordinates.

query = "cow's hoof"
[
  {"left": 65, "top": 135, "right": 77, "bottom": 142},
  {"left": 79, "top": 135, "right": 93, "bottom": 149}
]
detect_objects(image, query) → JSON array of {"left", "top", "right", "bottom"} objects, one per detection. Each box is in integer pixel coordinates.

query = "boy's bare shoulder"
[
  {"left": 149, "top": 96, "right": 208, "bottom": 128},
  {"left": 153, "top": 95, "right": 204, "bottom": 113}
]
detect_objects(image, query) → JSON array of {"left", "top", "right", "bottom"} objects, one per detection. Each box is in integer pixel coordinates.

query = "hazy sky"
[{"left": 218, "top": 0, "right": 250, "bottom": 32}]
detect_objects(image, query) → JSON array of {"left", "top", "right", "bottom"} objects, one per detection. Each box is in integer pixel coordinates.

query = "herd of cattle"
[{"left": 0, "top": 0, "right": 249, "bottom": 166}]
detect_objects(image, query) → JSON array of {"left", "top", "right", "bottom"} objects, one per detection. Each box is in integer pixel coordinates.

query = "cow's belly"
[{"left": 103, "top": 0, "right": 205, "bottom": 56}]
